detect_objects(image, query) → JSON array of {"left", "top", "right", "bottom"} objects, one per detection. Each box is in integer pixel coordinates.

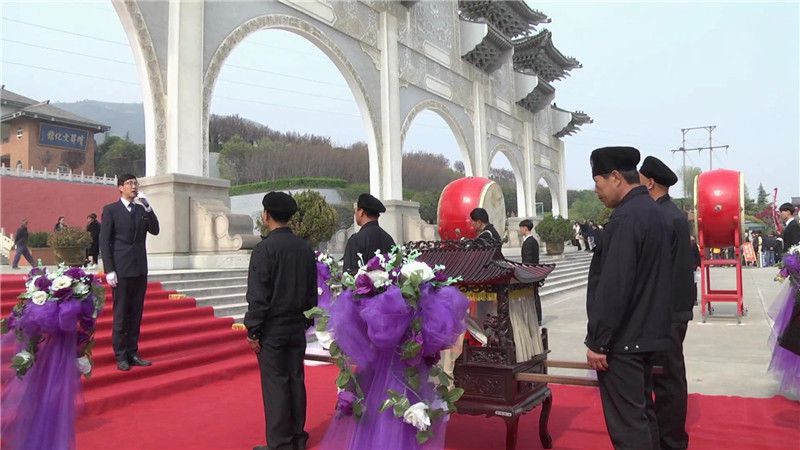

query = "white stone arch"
[
  {"left": 202, "top": 14, "right": 380, "bottom": 193},
  {"left": 400, "top": 99, "right": 474, "bottom": 176},
  {"left": 535, "top": 170, "right": 562, "bottom": 217},
  {"left": 488, "top": 144, "right": 526, "bottom": 217},
  {"left": 112, "top": 0, "right": 168, "bottom": 176}
]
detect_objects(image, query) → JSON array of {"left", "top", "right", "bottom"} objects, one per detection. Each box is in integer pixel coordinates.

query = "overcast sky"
[{"left": 1, "top": 0, "right": 797, "bottom": 201}]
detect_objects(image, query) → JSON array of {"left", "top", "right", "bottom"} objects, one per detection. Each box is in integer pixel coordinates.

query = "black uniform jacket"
[
  {"left": 585, "top": 186, "right": 673, "bottom": 354},
  {"left": 87, "top": 220, "right": 101, "bottom": 254},
  {"left": 342, "top": 220, "right": 395, "bottom": 273},
  {"left": 657, "top": 195, "right": 695, "bottom": 323},
  {"left": 476, "top": 224, "right": 502, "bottom": 245},
  {"left": 244, "top": 227, "right": 317, "bottom": 339},
  {"left": 521, "top": 235, "right": 540, "bottom": 264},
  {"left": 99, "top": 200, "right": 160, "bottom": 278},
  {"left": 783, "top": 219, "right": 800, "bottom": 251}
]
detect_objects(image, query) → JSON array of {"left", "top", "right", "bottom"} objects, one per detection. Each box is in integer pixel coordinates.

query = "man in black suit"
[
  {"left": 100, "top": 173, "right": 160, "bottom": 371},
  {"left": 639, "top": 156, "right": 695, "bottom": 450},
  {"left": 245, "top": 192, "right": 317, "bottom": 450},
  {"left": 519, "top": 219, "right": 542, "bottom": 325},
  {"left": 586, "top": 147, "right": 672, "bottom": 450},
  {"left": 780, "top": 203, "right": 800, "bottom": 252},
  {"left": 470, "top": 208, "right": 502, "bottom": 245},
  {"left": 342, "top": 193, "right": 395, "bottom": 273}
]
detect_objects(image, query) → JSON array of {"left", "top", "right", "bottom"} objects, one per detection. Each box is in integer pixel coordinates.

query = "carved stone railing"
[{"left": 0, "top": 164, "right": 117, "bottom": 186}]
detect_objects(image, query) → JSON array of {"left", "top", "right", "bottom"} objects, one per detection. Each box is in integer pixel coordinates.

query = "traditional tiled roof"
[
  {"left": 517, "top": 79, "right": 555, "bottom": 115},
  {"left": 1, "top": 87, "right": 109, "bottom": 132},
  {"left": 462, "top": 24, "right": 513, "bottom": 74},
  {"left": 553, "top": 107, "right": 593, "bottom": 138},
  {"left": 458, "top": 0, "right": 549, "bottom": 39},
  {"left": 409, "top": 240, "right": 555, "bottom": 288},
  {"left": 513, "top": 30, "right": 581, "bottom": 82}
]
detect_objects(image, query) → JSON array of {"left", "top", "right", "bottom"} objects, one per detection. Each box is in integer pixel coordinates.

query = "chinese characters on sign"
[{"left": 38, "top": 124, "right": 89, "bottom": 151}]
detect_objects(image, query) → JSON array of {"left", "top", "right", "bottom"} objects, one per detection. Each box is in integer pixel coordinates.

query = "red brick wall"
[
  {"left": 1, "top": 117, "right": 98, "bottom": 174},
  {"left": 1, "top": 176, "right": 118, "bottom": 235}
]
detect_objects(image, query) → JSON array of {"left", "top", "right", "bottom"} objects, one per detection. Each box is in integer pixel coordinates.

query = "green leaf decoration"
[
  {"left": 444, "top": 387, "right": 465, "bottom": 403},
  {"left": 404, "top": 367, "right": 421, "bottom": 391},
  {"left": 429, "top": 408, "right": 445, "bottom": 421},
  {"left": 353, "top": 399, "right": 365, "bottom": 418},
  {"left": 401, "top": 340, "right": 422, "bottom": 360},
  {"left": 379, "top": 397, "right": 395, "bottom": 413},
  {"left": 0, "top": 318, "right": 8, "bottom": 334},
  {"left": 303, "top": 306, "right": 326, "bottom": 319},
  {"left": 336, "top": 370, "right": 351, "bottom": 389},
  {"left": 416, "top": 429, "right": 433, "bottom": 444},
  {"left": 411, "top": 317, "right": 422, "bottom": 333},
  {"left": 315, "top": 316, "right": 329, "bottom": 332},
  {"left": 393, "top": 397, "right": 411, "bottom": 418}
]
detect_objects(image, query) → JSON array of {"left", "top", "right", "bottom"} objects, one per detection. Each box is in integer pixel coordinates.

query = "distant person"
[
  {"left": 639, "top": 155, "right": 694, "bottom": 450},
  {"left": 100, "top": 174, "right": 160, "bottom": 371},
  {"left": 780, "top": 203, "right": 800, "bottom": 251},
  {"left": 470, "top": 208, "right": 501, "bottom": 245},
  {"left": 762, "top": 232, "right": 777, "bottom": 267},
  {"left": 342, "top": 194, "right": 395, "bottom": 273},
  {"left": 85, "top": 213, "right": 101, "bottom": 269},
  {"left": 53, "top": 216, "right": 66, "bottom": 232},
  {"left": 585, "top": 146, "right": 672, "bottom": 450},
  {"left": 579, "top": 220, "right": 591, "bottom": 251},
  {"left": 11, "top": 219, "right": 36, "bottom": 269},
  {"left": 519, "top": 219, "right": 542, "bottom": 325},
  {"left": 244, "top": 192, "right": 317, "bottom": 450},
  {"left": 573, "top": 221, "right": 583, "bottom": 250}
]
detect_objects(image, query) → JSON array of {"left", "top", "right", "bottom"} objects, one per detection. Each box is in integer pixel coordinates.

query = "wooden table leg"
[
  {"left": 504, "top": 415, "right": 520, "bottom": 450},
  {"left": 539, "top": 390, "right": 553, "bottom": 449}
]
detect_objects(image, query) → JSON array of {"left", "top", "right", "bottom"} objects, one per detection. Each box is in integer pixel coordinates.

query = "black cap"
[
  {"left": 639, "top": 156, "right": 678, "bottom": 187},
  {"left": 590, "top": 146, "right": 641, "bottom": 177},
  {"left": 262, "top": 191, "right": 297, "bottom": 216},
  {"left": 357, "top": 193, "right": 386, "bottom": 215}
]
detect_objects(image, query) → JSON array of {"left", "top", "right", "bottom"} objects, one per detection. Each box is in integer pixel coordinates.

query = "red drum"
[
  {"left": 694, "top": 169, "right": 744, "bottom": 248},
  {"left": 438, "top": 177, "right": 506, "bottom": 240}
]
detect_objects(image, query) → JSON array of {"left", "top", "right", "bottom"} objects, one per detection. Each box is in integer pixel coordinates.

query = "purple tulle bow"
[
  {"left": 359, "top": 286, "right": 412, "bottom": 350},
  {"left": 418, "top": 284, "right": 469, "bottom": 357}
]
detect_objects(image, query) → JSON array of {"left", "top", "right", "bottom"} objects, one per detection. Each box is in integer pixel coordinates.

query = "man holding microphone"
[{"left": 100, "top": 173, "right": 160, "bottom": 371}]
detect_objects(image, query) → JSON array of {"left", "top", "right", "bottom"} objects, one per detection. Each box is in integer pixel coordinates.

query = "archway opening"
[
  {"left": 402, "top": 109, "right": 468, "bottom": 224},
  {"left": 208, "top": 28, "right": 372, "bottom": 235},
  {"left": 490, "top": 150, "right": 524, "bottom": 219},
  {"left": 536, "top": 178, "right": 555, "bottom": 216}
]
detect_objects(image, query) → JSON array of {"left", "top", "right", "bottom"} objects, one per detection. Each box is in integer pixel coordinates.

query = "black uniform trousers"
[
  {"left": 651, "top": 322, "right": 689, "bottom": 450},
  {"left": 112, "top": 274, "right": 147, "bottom": 362},
  {"left": 597, "top": 352, "right": 659, "bottom": 450},
  {"left": 258, "top": 330, "right": 308, "bottom": 450},
  {"left": 534, "top": 286, "right": 543, "bottom": 326}
]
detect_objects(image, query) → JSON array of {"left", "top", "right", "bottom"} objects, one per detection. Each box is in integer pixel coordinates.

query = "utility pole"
[{"left": 670, "top": 125, "right": 729, "bottom": 198}]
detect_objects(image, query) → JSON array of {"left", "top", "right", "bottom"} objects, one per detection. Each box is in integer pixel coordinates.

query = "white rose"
[
  {"left": 73, "top": 282, "right": 90, "bottom": 296},
  {"left": 27, "top": 277, "right": 39, "bottom": 293},
  {"left": 315, "top": 330, "right": 334, "bottom": 349},
  {"left": 317, "top": 287, "right": 324, "bottom": 296},
  {"left": 400, "top": 261, "right": 435, "bottom": 283},
  {"left": 51, "top": 275, "right": 72, "bottom": 291},
  {"left": 31, "top": 290, "right": 49, "bottom": 305},
  {"left": 366, "top": 270, "right": 390, "bottom": 288},
  {"left": 76, "top": 356, "right": 92, "bottom": 374},
  {"left": 15, "top": 350, "right": 33, "bottom": 364},
  {"left": 402, "top": 402, "right": 431, "bottom": 431}
]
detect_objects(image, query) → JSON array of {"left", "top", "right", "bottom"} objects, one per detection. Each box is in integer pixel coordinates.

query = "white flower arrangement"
[{"left": 402, "top": 402, "right": 431, "bottom": 431}]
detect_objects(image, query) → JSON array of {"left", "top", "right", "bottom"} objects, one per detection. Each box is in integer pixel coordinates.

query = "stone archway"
[
  {"left": 489, "top": 144, "right": 526, "bottom": 217},
  {"left": 112, "top": 0, "right": 168, "bottom": 176},
  {"left": 203, "top": 14, "right": 381, "bottom": 193},
  {"left": 535, "top": 171, "right": 562, "bottom": 217},
  {"left": 401, "top": 99, "right": 474, "bottom": 176}
]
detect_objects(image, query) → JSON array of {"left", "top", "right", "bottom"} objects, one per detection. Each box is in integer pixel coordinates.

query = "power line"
[
  {"left": 1, "top": 38, "right": 136, "bottom": 65},
  {"left": 224, "top": 64, "right": 348, "bottom": 89},
  {"left": 1, "top": 61, "right": 139, "bottom": 85},
  {"left": 216, "top": 79, "right": 354, "bottom": 103},
  {"left": 1, "top": 17, "right": 129, "bottom": 46}
]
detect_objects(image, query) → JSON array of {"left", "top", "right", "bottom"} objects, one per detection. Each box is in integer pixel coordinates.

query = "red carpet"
[{"left": 2, "top": 274, "right": 799, "bottom": 449}]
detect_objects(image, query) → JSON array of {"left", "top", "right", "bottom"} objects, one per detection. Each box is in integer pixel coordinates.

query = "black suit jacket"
[
  {"left": 783, "top": 219, "right": 800, "bottom": 251},
  {"left": 342, "top": 220, "right": 395, "bottom": 273},
  {"left": 521, "top": 235, "right": 539, "bottom": 264},
  {"left": 99, "top": 200, "right": 160, "bottom": 278}
]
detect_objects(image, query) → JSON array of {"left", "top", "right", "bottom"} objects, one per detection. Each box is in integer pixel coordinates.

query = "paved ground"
[{"left": 543, "top": 265, "right": 791, "bottom": 399}]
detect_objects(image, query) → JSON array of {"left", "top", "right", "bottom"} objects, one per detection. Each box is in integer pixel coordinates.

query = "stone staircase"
[{"left": 150, "top": 250, "right": 592, "bottom": 323}]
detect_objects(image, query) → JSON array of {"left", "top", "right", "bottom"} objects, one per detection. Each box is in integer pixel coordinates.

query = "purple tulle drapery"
[
  {"left": 1, "top": 331, "right": 82, "bottom": 450},
  {"left": 768, "top": 283, "right": 800, "bottom": 398},
  {"left": 321, "top": 284, "right": 468, "bottom": 450}
]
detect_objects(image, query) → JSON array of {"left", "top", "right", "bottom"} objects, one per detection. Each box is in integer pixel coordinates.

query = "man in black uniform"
[
  {"left": 585, "top": 147, "right": 672, "bottom": 450},
  {"left": 470, "top": 208, "right": 501, "bottom": 244},
  {"left": 342, "top": 193, "right": 395, "bottom": 273},
  {"left": 519, "top": 219, "right": 543, "bottom": 325},
  {"left": 245, "top": 192, "right": 317, "bottom": 450},
  {"left": 639, "top": 156, "right": 694, "bottom": 450},
  {"left": 779, "top": 202, "right": 800, "bottom": 251}
]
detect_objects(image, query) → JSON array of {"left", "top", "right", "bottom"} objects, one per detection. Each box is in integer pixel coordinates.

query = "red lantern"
[{"left": 438, "top": 177, "right": 506, "bottom": 240}]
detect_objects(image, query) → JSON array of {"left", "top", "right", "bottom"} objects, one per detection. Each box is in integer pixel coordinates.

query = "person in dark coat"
[
  {"left": 53, "top": 216, "right": 66, "bottom": 232},
  {"left": 85, "top": 213, "right": 101, "bottom": 268},
  {"left": 585, "top": 147, "right": 672, "bottom": 450},
  {"left": 780, "top": 203, "right": 800, "bottom": 251},
  {"left": 245, "top": 192, "right": 317, "bottom": 450},
  {"left": 342, "top": 193, "right": 395, "bottom": 273},
  {"left": 470, "top": 208, "right": 501, "bottom": 245},
  {"left": 11, "top": 218, "right": 36, "bottom": 269},
  {"left": 639, "top": 156, "right": 694, "bottom": 450},
  {"left": 99, "top": 174, "right": 160, "bottom": 371},
  {"left": 519, "top": 219, "right": 543, "bottom": 325}
]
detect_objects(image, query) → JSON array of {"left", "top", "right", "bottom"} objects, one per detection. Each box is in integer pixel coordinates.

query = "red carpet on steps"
[{"left": 2, "top": 274, "right": 799, "bottom": 449}]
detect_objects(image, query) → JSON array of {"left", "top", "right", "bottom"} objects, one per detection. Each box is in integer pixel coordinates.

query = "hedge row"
[{"left": 230, "top": 177, "right": 350, "bottom": 196}]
